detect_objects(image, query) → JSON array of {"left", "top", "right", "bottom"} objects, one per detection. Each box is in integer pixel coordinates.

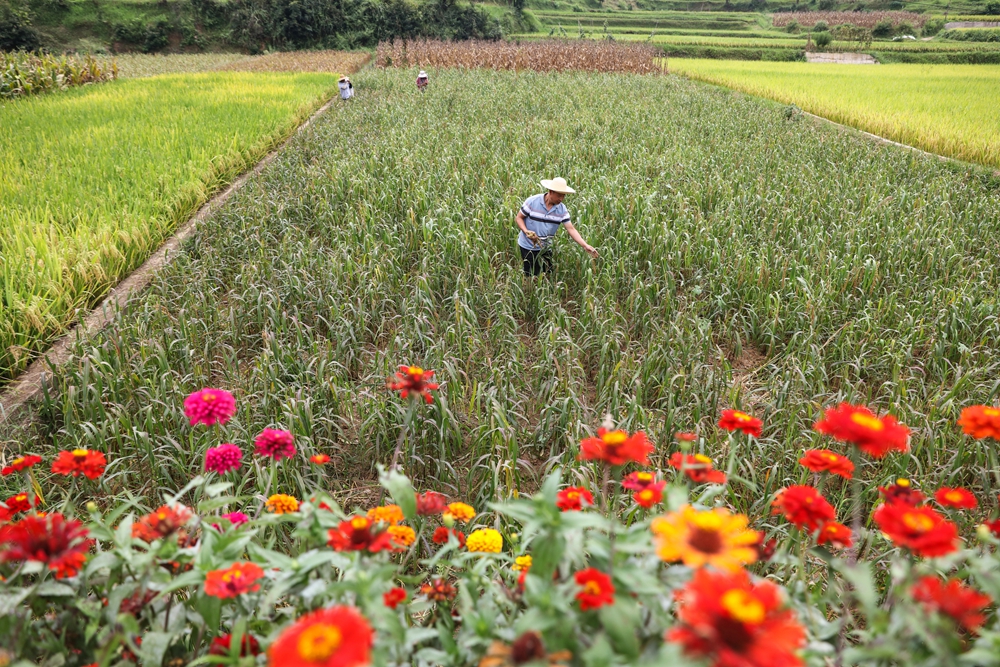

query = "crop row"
[
  {"left": 1, "top": 52, "right": 115, "bottom": 99},
  {"left": 771, "top": 11, "right": 929, "bottom": 27}
]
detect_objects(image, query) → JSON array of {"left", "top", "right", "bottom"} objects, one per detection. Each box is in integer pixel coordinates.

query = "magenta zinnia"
[
  {"left": 184, "top": 388, "right": 236, "bottom": 426},
  {"left": 205, "top": 444, "right": 243, "bottom": 474},
  {"left": 254, "top": 428, "right": 296, "bottom": 460}
]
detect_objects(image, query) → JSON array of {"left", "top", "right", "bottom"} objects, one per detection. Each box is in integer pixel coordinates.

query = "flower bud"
[
  {"left": 509, "top": 532, "right": 519, "bottom": 543},
  {"left": 86, "top": 501, "right": 98, "bottom": 513},
  {"left": 977, "top": 524, "right": 993, "bottom": 541},
  {"left": 290, "top": 559, "right": 301, "bottom": 571},
  {"left": 442, "top": 513, "right": 456, "bottom": 528}
]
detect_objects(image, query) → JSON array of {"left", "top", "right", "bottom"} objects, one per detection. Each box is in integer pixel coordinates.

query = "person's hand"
[
  {"left": 525, "top": 230, "right": 540, "bottom": 246},
  {"left": 585, "top": 245, "right": 598, "bottom": 258}
]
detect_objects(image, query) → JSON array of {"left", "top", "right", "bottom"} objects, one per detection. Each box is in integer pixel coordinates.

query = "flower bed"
[{"left": 2, "top": 370, "right": 1000, "bottom": 666}]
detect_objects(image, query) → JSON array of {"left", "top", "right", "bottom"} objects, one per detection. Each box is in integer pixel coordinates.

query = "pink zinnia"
[
  {"left": 221, "top": 512, "right": 249, "bottom": 527},
  {"left": 254, "top": 429, "right": 295, "bottom": 460},
  {"left": 184, "top": 388, "right": 236, "bottom": 426},
  {"left": 204, "top": 444, "right": 242, "bottom": 474}
]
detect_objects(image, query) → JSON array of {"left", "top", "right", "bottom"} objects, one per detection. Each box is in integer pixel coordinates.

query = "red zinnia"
[
  {"left": 669, "top": 452, "right": 727, "bottom": 484},
  {"left": 209, "top": 633, "right": 262, "bottom": 656},
  {"left": 0, "top": 513, "right": 91, "bottom": 578},
  {"left": 328, "top": 516, "right": 394, "bottom": 552},
  {"left": 813, "top": 403, "right": 910, "bottom": 458},
  {"left": 771, "top": 486, "right": 836, "bottom": 532},
  {"left": 873, "top": 503, "right": 959, "bottom": 557},
  {"left": 798, "top": 449, "right": 853, "bottom": 479},
  {"left": 912, "top": 577, "right": 992, "bottom": 633},
  {"left": 958, "top": 405, "right": 1000, "bottom": 441},
  {"left": 579, "top": 427, "right": 653, "bottom": 466},
  {"left": 254, "top": 428, "right": 296, "bottom": 460},
  {"left": 204, "top": 562, "right": 265, "bottom": 598},
  {"left": 51, "top": 449, "right": 107, "bottom": 479},
  {"left": 556, "top": 486, "right": 593, "bottom": 511},
  {"left": 184, "top": 388, "right": 236, "bottom": 426},
  {"left": 718, "top": 409, "right": 763, "bottom": 437},
  {"left": 634, "top": 482, "right": 666, "bottom": 509},
  {"left": 622, "top": 471, "right": 658, "bottom": 491},
  {"left": 935, "top": 487, "right": 978, "bottom": 510},
  {"left": 984, "top": 518, "right": 1000, "bottom": 538},
  {"left": 387, "top": 365, "right": 440, "bottom": 404},
  {"left": 268, "top": 605, "right": 373, "bottom": 667},
  {"left": 310, "top": 454, "right": 331, "bottom": 465},
  {"left": 575, "top": 568, "right": 615, "bottom": 611},
  {"left": 1, "top": 454, "right": 42, "bottom": 476},
  {"left": 384, "top": 587, "right": 407, "bottom": 609},
  {"left": 675, "top": 432, "right": 698, "bottom": 442},
  {"left": 432, "top": 526, "right": 466, "bottom": 547},
  {"left": 668, "top": 568, "right": 805, "bottom": 667},
  {"left": 879, "top": 479, "right": 925, "bottom": 506},
  {"left": 416, "top": 491, "right": 448, "bottom": 515},
  {"left": 132, "top": 505, "right": 192, "bottom": 543},
  {"left": 816, "top": 522, "right": 853, "bottom": 549},
  {"left": 4, "top": 493, "right": 31, "bottom": 514}
]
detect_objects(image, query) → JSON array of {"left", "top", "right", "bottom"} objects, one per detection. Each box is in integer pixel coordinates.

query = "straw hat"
[
  {"left": 418, "top": 70, "right": 427, "bottom": 77},
  {"left": 339, "top": 75, "right": 350, "bottom": 82},
  {"left": 540, "top": 177, "right": 575, "bottom": 194}
]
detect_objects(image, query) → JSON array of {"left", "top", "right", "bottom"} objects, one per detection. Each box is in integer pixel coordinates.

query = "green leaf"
[
  {"left": 379, "top": 466, "right": 417, "bottom": 520},
  {"left": 599, "top": 599, "right": 640, "bottom": 659},
  {"left": 195, "top": 594, "right": 221, "bottom": 632},
  {"left": 138, "top": 630, "right": 174, "bottom": 666},
  {"left": 35, "top": 581, "right": 75, "bottom": 597}
]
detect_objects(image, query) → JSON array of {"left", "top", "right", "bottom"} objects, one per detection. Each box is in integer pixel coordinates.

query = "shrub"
[
  {"left": 872, "top": 19, "right": 895, "bottom": 37},
  {"left": 813, "top": 19, "right": 829, "bottom": 31},
  {"left": 923, "top": 18, "right": 944, "bottom": 36},
  {"left": 813, "top": 30, "right": 832, "bottom": 47},
  {"left": 785, "top": 19, "right": 801, "bottom": 33},
  {"left": 987, "top": 2, "right": 1000, "bottom": 15},
  {"left": 0, "top": 0, "right": 40, "bottom": 51},
  {"left": 896, "top": 21, "right": 915, "bottom": 36}
]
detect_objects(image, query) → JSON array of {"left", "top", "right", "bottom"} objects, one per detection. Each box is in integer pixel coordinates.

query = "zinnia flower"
[
  {"left": 432, "top": 526, "right": 466, "bottom": 547},
  {"left": 266, "top": 494, "right": 299, "bottom": 515},
  {"left": 935, "top": 487, "right": 977, "bottom": 510},
  {"left": 310, "top": 454, "right": 330, "bottom": 465},
  {"left": 984, "top": 518, "right": 1000, "bottom": 539},
  {"left": 416, "top": 491, "right": 448, "bottom": 515},
  {"left": 443, "top": 502, "right": 475, "bottom": 523},
  {"left": 421, "top": 578, "right": 457, "bottom": 602},
  {"left": 132, "top": 504, "right": 192, "bottom": 543},
  {"left": 467, "top": 528, "right": 503, "bottom": 553},
  {"left": 958, "top": 405, "right": 1000, "bottom": 441},
  {"left": 328, "top": 516, "right": 394, "bottom": 552},
  {"left": 388, "top": 525, "right": 416, "bottom": 548},
  {"left": 184, "top": 388, "right": 236, "bottom": 426},
  {"left": 634, "top": 482, "right": 666, "bottom": 509},
  {"left": 879, "top": 478, "right": 925, "bottom": 506},
  {"left": 221, "top": 511, "right": 249, "bottom": 527},
  {"left": 813, "top": 403, "right": 910, "bottom": 458},
  {"left": 387, "top": 365, "right": 440, "bottom": 404},
  {"left": 575, "top": 568, "right": 615, "bottom": 611},
  {"left": 651, "top": 505, "right": 759, "bottom": 572},
  {"left": 51, "top": 449, "right": 107, "bottom": 479},
  {"left": 579, "top": 427, "right": 653, "bottom": 466},
  {"left": 384, "top": 587, "right": 407, "bottom": 609},
  {"left": 267, "top": 606, "right": 373, "bottom": 667},
  {"left": 817, "top": 522, "right": 853, "bottom": 549},
  {"left": 513, "top": 555, "right": 532, "bottom": 572},
  {"left": 204, "top": 562, "right": 265, "bottom": 598},
  {"left": 556, "top": 486, "right": 593, "bottom": 511},
  {"left": 254, "top": 428, "right": 296, "bottom": 460},
  {"left": 4, "top": 493, "right": 31, "bottom": 514},
  {"left": 873, "top": 503, "right": 959, "bottom": 557},
  {"left": 0, "top": 513, "right": 91, "bottom": 578},
  {"left": 1, "top": 454, "right": 42, "bottom": 476},
  {"left": 209, "top": 633, "right": 261, "bottom": 656},
  {"left": 669, "top": 453, "right": 727, "bottom": 484},
  {"left": 718, "top": 409, "right": 763, "bottom": 437},
  {"left": 798, "top": 449, "right": 853, "bottom": 479},
  {"left": 668, "top": 568, "right": 806, "bottom": 667},
  {"left": 912, "top": 577, "right": 992, "bottom": 633},
  {"left": 771, "top": 486, "right": 836, "bottom": 532},
  {"left": 675, "top": 432, "right": 698, "bottom": 442},
  {"left": 367, "top": 504, "right": 404, "bottom": 524},
  {"left": 622, "top": 471, "right": 658, "bottom": 491},
  {"left": 204, "top": 444, "right": 242, "bottom": 474},
  {"left": 752, "top": 534, "right": 777, "bottom": 562}
]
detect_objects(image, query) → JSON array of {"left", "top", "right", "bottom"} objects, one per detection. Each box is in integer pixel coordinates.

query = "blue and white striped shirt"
[{"left": 517, "top": 194, "right": 571, "bottom": 251}]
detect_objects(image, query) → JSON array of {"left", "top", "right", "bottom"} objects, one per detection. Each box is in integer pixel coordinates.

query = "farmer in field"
[
  {"left": 338, "top": 75, "right": 353, "bottom": 100},
  {"left": 417, "top": 70, "right": 429, "bottom": 91},
  {"left": 516, "top": 177, "right": 598, "bottom": 276}
]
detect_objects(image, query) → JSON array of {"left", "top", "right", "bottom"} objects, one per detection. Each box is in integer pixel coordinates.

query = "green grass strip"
[{"left": 0, "top": 71, "right": 337, "bottom": 383}]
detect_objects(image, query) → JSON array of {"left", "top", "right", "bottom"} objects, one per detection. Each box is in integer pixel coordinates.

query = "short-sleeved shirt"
[
  {"left": 517, "top": 193, "right": 570, "bottom": 251},
  {"left": 339, "top": 82, "right": 353, "bottom": 99}
]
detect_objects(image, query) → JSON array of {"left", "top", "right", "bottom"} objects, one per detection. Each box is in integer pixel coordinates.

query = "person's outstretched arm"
[{"left": 564, "top": 222, "right": 597, "bottom": 258}]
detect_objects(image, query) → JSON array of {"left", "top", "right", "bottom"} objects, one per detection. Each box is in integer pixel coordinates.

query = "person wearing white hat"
[
  {"left": 338, "top": 75, "right": 353, "bottom": 100},
  {"left": 516, "top": 177, "right": 597, "bottom": 276},
  {"left": 416, "top": 70, "right": 429, "bottom": 91}
]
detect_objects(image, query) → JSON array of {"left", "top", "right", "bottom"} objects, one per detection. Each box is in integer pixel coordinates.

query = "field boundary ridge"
[{"left": 0, "top": 95, "right": 340, "bottom": 425}]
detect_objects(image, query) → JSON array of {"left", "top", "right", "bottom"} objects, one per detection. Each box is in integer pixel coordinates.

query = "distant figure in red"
[{"left": 416, "top": 70, "right": 429, "bottom": 92}]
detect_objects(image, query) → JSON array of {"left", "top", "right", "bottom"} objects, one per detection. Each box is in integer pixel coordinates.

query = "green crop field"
[
  {"left": 0, "top": 71, "right": 337, "bottom": 384},
  {"left": 671, "top": 60, "right": 1000, "bottom": 169},
  {"left": 9, "top": 67, "right": 1000, "bottom": 515}
]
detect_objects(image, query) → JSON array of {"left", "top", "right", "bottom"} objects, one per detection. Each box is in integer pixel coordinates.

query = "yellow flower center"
[
  {"left": 694, "top": 454, "right": 712, "bottom": 464},
  {"left": 902, "top": 512, "right": 934, "bottom": 533},
  {"left": 721, "top": 590, "right": 766, "bottom": 625},
  {"left": 638, "top": 490, "right": 653, "bottom": 502},
  {"left": 602, "top": 430, "right": 628, "bottom": 445},
  {"left": 583, "top": 580, "right": 603, "bottom": 595},
  {"left": 222, "top": 569, "right": 243, "bottom": 583},
  {"left": 896, "top": 478, "right": 910, "bottom": 487},
  {"left": 12, "top": 457, "right": 24, "bottom": 466},
  {"left": 945, "top": 491, "right": 963, "bottom": 503},
  {"left": 637, "top": 472, "right": 653, "bottom": 482},
  {"left": 408, "top": 366, "right": 423, "bottom": 376},
  {"left": 983, "top": 408, "right": 1000, "bottom": 417},
  {"left": 202, "top": 393, "right": 216, "bottom": 402},
  {"left": 297, "top": 624, "right": 342, "bottom": 661},
  {"left": 850, "top": 413, "right": 884, "bottom": 431},
  {"left": 732, "top": 411, "right": 751, "bottom": 422},
  {"left": 567, "top": 491, "right": 579, "bottom": 501},
  {"left": 351, "top": 517, "right": 370, "bottom": 530},
  {"left": 72, "top": 449, "right": 89, "bottom": 459},
  {"left": 15, "top": 493, "right": 26, "bottom": 501},
  {"left": 825, "top": 454, "right": 838, "bottom": 461}
]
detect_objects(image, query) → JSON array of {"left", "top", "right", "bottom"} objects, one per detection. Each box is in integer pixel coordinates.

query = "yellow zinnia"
[
  {"left": 266, "top": 494, "right": 299, "bottom": 515},
  {"left": 388, "top": 525, "right": 416, "bottom": 548},
  {"left": 513, "top": 555, "right": 532, "bottom": 572},
  {"left": 367, "top": 504, "right": 404, "bottom": 525},
  {"left": 444, "top": 502, "right": 476, "bottom": 523},
  {"left": 466, "top": 528, "right": 503, "bottom": 553},
  {"left": 650, "top": 505, "right": 758, "bottom": 572}
]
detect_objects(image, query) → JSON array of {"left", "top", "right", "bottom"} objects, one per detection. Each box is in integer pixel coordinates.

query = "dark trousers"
[{"left": 520, "top": 246, "right": 553, "bottom": 276}]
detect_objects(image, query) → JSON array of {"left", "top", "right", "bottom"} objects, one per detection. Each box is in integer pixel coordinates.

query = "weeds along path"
[{"left": 4, "top": 68, "right": 1000, "bottom": 515}]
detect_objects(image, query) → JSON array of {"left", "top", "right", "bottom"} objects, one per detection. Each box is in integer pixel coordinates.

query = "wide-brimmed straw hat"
[
  {"left": 339, "top": 75, "right": 350, "bottom": 82},
  {"left": 418, "top": 70, "right": 427, "bottom": 77},
  {"left": 540, "top": 177, "right": 575, "bottom": 194}
]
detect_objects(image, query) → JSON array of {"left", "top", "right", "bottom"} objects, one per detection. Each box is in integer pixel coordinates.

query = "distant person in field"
[
  {"left": 417, "top": 70, "right": 429, "bottom": 91},
  {"left": 338, "top": 75, "right": 353, "bottom": 100},
  {"left": 516, "top": 177, "right": 598, "bottom": 277}
]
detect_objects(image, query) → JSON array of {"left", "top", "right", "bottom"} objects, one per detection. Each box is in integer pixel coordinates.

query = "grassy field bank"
[
  {"left": 671, "top": 60, "right": 1000, "bottom": 169},
  {"left": 0, "top": 71, "right": 337, "bottom": 384},
  {"left": 7, "top": 67, "right": 1000, "bottom": 520}
]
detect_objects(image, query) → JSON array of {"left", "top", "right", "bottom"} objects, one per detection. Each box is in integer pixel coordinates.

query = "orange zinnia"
[
  {"left": 651, "top": 505, "right": 758, "bottom": 572},
  {"left": 718, "top": 409, "right": 763, "bottom": 437},
  {"left": 958, "top": 405, "right": 1000, "bottom": 441},
  {"left": 669, "top": 453, "right": 727, "bottom": 484},
  {"left": 912, "top": 577, "right": 992, "bottom": 633},
  {"left": 873, "top": 503, "right": 959, "bottom": 557},
  {"left": 328, "top": 516, "right": 395, "bottom": 552},
  {"left": 813, "top": 403, "right": 910, "bottom": 458},
  {"left": 935, "top": 487, "right": 977, "bottom": 510},
  {"left": 574, "top": 568, "right": 615, "bottom": 611},
  {"left": 556, "top": 487, "right": 593, "bottom": 511},
  {"left": 798, "top": 449, "right": 854, "bottom": 479},
  {"left": 204, "top": 562, "right": 265, "bottom": 598},
  {"left": 771, "top": 486, "right": 836, "bottom": 532},
  {"left": 51, "top": 449, "right": 107, "bottom": 479},
  {"left": 816, "top": 522, "right": 853, "bottom": 549},
  {"left": 579, "top": 427, "right": 653, "bottom": 466},
  {"left": 268, "top": 606, "right": 373, "bottom": 667}
]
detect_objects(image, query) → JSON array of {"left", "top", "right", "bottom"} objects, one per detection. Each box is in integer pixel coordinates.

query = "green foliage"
[
  {"left": 784, "top": 18, "right": 800, "bottom": 33},
  {"left": 0, "top": 0, "right": 39, "bottom": 51},
  {"left": 813, "top": 29, "right": 831, "bottom": 47},
  {"left": 922, "top": 17, "right": 944, "bottom": 36},
  {"left": 872, "top": 18, "right": 894, "bottom": 37},
  {"left": 0, "top": 51, "right": 115, "bottom": 98},
  {"left": 940, "top": 27, "right": 1000, "bottom": 42},
  {"left": 111, "top": 18, "right": 171, "bottom": 53}
]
